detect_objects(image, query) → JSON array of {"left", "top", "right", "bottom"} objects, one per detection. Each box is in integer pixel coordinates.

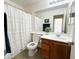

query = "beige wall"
[
  {"left": 4, "top": 0, "right": 24, "bottom": 10},
  {"left": 4, "top": 0, "right": 32, "bottom": 14}
]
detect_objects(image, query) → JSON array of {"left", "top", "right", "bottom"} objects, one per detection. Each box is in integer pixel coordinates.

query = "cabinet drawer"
[{"left": 50, "top": 40, "right": 68, "bottom": 46}]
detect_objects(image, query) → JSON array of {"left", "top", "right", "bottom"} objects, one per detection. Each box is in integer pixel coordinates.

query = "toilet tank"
[{"left": 32, "top": 33, "right": 41, "bottom": 43}]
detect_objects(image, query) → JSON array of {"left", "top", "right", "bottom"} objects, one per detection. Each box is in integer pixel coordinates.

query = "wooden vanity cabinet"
[
  {"left": 41, "top": 38, "right": 71, "bottom": 59},
  {"left": 50, "top": 41, "right": 71, "bottom": 59}
]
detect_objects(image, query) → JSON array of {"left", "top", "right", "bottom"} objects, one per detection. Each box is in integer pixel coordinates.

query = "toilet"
[{"left": 27, "top": 33, "right": 40, "bottom": 56}]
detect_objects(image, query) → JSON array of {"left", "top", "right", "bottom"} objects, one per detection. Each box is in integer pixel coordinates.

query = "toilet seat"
[
  {"left": 27, "top": 33, "right": 41, "bottom": 56},
  {"left": 27, "top": 42, "right": 37, "bottom": 49}
]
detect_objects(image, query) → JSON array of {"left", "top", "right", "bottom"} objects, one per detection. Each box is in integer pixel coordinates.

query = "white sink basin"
[{"left": 41, "top": 34, "right": 72, "bottom": 43}]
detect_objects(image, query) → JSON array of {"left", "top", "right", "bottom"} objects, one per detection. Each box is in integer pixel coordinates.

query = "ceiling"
[{"left": 9, "top": 0, "right": 74, "bottom": 13}]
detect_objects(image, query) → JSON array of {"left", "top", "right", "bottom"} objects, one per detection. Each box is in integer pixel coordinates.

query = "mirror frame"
[{"left": 53, "top": 14, "right": 64, "bottom": 32}]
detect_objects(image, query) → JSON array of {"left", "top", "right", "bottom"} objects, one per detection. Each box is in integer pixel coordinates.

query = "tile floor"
[{"left": 12, "top": 49, "right": 42, "bottom": 59}]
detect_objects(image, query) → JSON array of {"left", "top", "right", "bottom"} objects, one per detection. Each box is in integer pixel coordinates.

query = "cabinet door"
[
  {"left": 50, "top": 42, "right": 71, "bottom": 59},
  {"left": 41, "top": 39, "right": 50, "bottom": 59},
  {"left": 41, "top": 49, "right": 49, "bottom": 59},
  {"left": 41, "top": 44, "right": 50, "bottom": 59}
]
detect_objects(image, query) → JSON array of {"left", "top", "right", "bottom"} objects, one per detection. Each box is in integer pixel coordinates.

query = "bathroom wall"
[{"left": 4, "top": 0, "right": 24, "bottom": 11}]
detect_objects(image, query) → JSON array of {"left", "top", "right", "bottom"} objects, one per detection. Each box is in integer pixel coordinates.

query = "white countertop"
[
  {"left": 31, "top": 32, "right": 73, "bottom": 43},
  {"left": 40, "top": 34, "right": 72, "bottom": 43}
]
